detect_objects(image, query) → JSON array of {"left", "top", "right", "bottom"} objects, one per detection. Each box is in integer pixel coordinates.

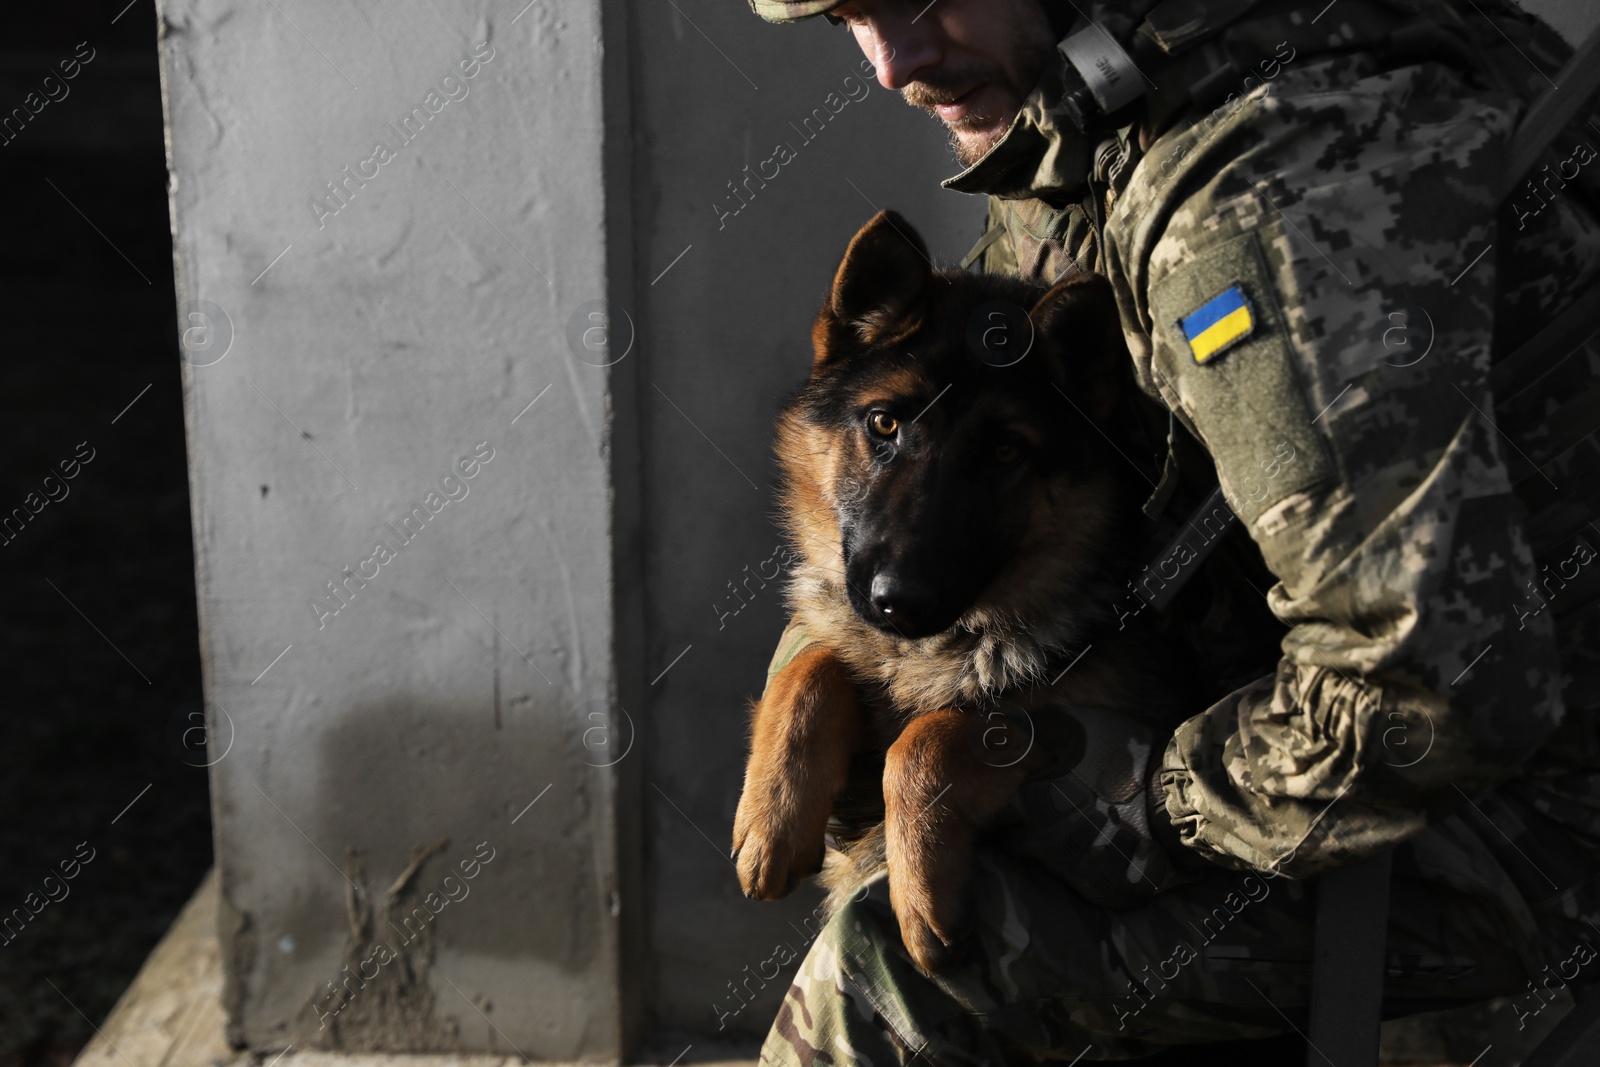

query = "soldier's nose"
[{"left": 848, "top": 6, "right": 942, "bottom": 91}]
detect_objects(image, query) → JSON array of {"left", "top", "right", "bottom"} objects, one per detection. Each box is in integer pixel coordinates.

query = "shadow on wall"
[{"left": 213, "top": 691, "right": 615, "bottom": 1056}]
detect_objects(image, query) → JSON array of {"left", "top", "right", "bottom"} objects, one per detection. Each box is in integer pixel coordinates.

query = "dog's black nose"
[
  {"left": 869, "top": 572, "right": 900, "bottom": 614},
  {"left": 870, "top": 572, "right": 936, "bottom": 626}
]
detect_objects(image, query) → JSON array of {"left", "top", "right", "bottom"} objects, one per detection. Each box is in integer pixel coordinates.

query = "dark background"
[{"left": 0, "top": 3, "right": 212, "bottom": 1064}]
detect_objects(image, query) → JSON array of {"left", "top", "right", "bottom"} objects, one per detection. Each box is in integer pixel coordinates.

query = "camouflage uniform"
[{"left": 748, "top": 0, "right": 1600, "bottom": 1061}]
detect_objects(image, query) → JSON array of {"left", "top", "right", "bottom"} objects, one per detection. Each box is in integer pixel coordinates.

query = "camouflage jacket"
[{"left": 949, "top": 0, "right": 1600, "bottom": 918}]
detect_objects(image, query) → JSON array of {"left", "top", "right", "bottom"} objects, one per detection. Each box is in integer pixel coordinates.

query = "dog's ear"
[
  {"left": 1029, "top": 274, "right": 1128, "bottom": 420},
  {"left": 812, "top": 210, "right": 931, "bottom": 369}
]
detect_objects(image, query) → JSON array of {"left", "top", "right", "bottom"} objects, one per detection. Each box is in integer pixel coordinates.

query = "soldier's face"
[{"left": 831, "top": 0, "right": 1056, "bottom": 166}]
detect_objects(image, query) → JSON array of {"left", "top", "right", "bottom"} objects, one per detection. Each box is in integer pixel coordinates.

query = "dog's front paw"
[
  {"left": 886, "top": 815, "right": 973, "bottom": 973},
  {"left": 893, "top": 892, "right": 960, "bottom": 973},
  {"left": 731, "top": 645, "right": 862, "bottom": 900},
  {"left": 882, "top": 708, "right": 1001, "bottom": 973},
  {"left": 732, "top": 780, "right": 826, "bottom": 900}
]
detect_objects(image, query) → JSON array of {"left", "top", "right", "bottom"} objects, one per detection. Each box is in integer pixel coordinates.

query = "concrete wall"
[
  {"left": 623, "top": 7, "right": 978, "bottom": 1042},
  {"left": 160, "top": 0, "right": 640, "bottom": 1055},
  {"left": 160, "top": 0, "right": 976, "bottom": 1056}
]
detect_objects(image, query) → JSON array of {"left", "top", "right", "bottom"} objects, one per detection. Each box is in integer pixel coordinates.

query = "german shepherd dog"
[{"left": 731, "top": 210, "right": 1199, "bottom": 972}]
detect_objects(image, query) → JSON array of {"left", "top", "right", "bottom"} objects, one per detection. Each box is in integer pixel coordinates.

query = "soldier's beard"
[
  {"left": 886, "top": 0, "right": 1057, "bottom": 168},
  {"left": 902, "top": 68, "right": 1018, "bottom": 167},
  {"left": 946, "top": 118, "right": 1009, "bottom": 168}
]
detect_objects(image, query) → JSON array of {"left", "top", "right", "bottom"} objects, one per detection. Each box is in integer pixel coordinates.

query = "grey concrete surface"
[{"left": 159, "top": 0, "right": 639, "bottom": 1057}]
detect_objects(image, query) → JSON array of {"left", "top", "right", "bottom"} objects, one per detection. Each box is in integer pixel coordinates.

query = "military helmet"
[{"left": 748, "top": 0, "right": 845, "bottom": 23}]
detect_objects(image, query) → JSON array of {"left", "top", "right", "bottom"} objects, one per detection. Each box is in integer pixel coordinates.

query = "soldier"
[{"left": 743, "top": 0, "right": 1600, "bottom": 1062}]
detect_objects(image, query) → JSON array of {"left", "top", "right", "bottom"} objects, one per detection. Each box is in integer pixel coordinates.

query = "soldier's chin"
[{"left": 948, "top": 119, "right": 1009, "bottom": 167}]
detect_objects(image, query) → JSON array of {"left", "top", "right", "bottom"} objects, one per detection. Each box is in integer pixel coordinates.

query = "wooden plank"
[{"left": 72, "top": 868, "right": 238, "bottom": 1067}]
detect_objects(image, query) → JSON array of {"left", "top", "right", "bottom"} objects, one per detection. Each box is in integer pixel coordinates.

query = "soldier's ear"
[
  {"left": 812, "top": 210, "right": 931, "bottom": 370},
  {"left": 1029, "top": 273, "right": 1129, "bottom": 420}
]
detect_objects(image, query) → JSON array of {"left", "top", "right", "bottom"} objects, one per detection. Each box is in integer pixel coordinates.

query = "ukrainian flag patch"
[{"left": 1179, "top": 285, "right": 1255, "bottom": 364}]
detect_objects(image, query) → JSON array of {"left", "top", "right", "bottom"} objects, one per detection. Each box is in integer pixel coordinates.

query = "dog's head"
[{"left": 777, "top": 210, "right": 1144, "bottom": 643}]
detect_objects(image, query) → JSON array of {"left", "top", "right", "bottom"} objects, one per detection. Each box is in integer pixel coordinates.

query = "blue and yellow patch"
[{"left": 1179, "top": 285, "right": 1255, "bottom": 364}]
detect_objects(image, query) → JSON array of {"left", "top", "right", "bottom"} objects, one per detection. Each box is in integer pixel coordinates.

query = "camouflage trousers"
[{"left": 759, "top": 839, "right": 1600, "bottom": 1065}]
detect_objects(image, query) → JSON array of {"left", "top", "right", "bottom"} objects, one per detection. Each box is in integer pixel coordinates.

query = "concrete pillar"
[
  {"left": 159, "top": 0, "right": 640, "bottom": 1055},
  {"left": 159, "top": 0, "right": 975, "bottom": 1056}
]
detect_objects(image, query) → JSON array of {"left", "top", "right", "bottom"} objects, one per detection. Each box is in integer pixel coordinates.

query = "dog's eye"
[
  {"left": 993, "top": 435, "right": 1029, "bottom": 464},
  {"left": 868, "top": 411, "right": 899, "bottom": 438}
]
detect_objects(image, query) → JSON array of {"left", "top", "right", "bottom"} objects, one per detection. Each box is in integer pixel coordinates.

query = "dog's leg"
[
  {"left": 884, "top": 708, "right": 1038, "bottom": 972},
  {"left": 732, "top": 646, "right": 862, "bottom": 900}
]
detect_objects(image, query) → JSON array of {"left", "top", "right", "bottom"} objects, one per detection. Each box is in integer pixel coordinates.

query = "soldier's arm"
[
  {"left": 763, "top": 617, "right": 825, "bottom": 688},
  {"left": 1102, "top": 57, "right": 1566, "bottom": 877}
]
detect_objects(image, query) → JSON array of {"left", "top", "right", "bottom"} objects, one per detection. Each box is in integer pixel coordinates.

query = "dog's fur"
[{"left": 731, "top": 211, "right": 1195, "bottom": 972}]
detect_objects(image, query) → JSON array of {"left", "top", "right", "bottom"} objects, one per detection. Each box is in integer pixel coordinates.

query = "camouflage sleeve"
[
  {"left": 1101, "top": 55, "right": 1567, "bottom": 877},
  {"left": 764, "top": 617, "right": 823, "bottom": 689},
  {"left": 1001, "top": 705, "right": 1207, "bottom": 905}
]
